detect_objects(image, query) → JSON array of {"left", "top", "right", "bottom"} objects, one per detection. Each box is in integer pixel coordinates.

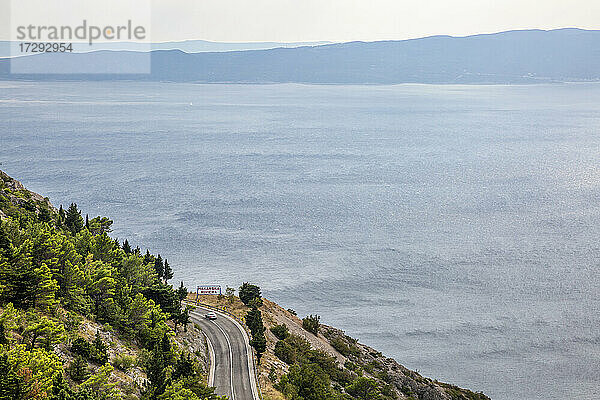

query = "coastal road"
[{"left": 188, "top": 305, "right": 259, "bottom": 400}]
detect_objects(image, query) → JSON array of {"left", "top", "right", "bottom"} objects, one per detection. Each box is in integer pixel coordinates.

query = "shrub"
[
  {"left": 270, "top": 324, "right": 289, "bottom": 340},
  {"left": 113, "top": 354, "right": 136, "bottom": 371},
  {"left": 269, "top": 367, "right": 277, "bottom": 383},
  {"left": 274, "top": 340, "right": 296, "bottom": 364},
  {"left": 346, "top": 377, "right": 382, "bottom": 400},
  {"left": 68, "top": 355, "right": 89, "bottom": 382},
  {"left": 91, "top": 331, "right": 109, "bottom": 365},
  {"left": 330, "top": 337, "right": 351, "bottom": 356},
  {"left": 302, "top": 314, "right": 320, "bottom": 335},
  {"left": 71, "top": 332, "right": 109, "bottom": 365},
  {"left": 345, "top": 360, "right": 358, "bottom": 371},
  {"left": 71, "top": 337, "right": 93, "bottom": 359}
]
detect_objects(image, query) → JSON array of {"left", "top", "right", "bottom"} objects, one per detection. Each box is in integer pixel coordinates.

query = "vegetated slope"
[
  {"left": 1, "top": 28, "right": 599, "bottom": 84},
  {"left": 0, "top": 169, "right": 223, "bottom": 400},
  {"left": 195, "top": 292, "right": 490, "bottom": 400}
]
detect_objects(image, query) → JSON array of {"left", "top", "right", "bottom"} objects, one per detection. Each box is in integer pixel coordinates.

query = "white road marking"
[{"left": 205, "top": 333, "right": 216, "bottom": 386}]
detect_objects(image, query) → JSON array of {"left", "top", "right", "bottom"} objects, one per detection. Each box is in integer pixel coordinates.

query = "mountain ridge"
[{"left": 1, "top": 28, "right": 599, "bottom": 84}]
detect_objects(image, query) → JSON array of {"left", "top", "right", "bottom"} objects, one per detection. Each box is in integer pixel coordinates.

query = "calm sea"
[{"left": 2, "top": 81, "right": 600, "bottom": 399}]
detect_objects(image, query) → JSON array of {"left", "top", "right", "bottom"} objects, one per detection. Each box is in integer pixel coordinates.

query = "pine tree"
[
  {"left": 246, "top": 306, "right": 264, "bottom": 334},
  {"left": 34, "top": 263, "right": 59, "bottom": 312},
  {"left": 122, "top": 239, "right": 132, "bottom": 254},
  {"left": 163, "top": 259, "right": 173, "bottom": 283},
  {"left": 144, "top": 249, "right": 152, "bottom": 264},
  {"left": 58, "top": 205, "right": 65, "bottom": 226},
  {"left": 250, "top": 329, "right": 267, "bottom": 362},
  {"left": 64, "top": 203, "right": 84, "bottom": 234},
  {"left": 91, "top": 331, "right": 108, "bottom": 365},
  {"left": 179, "top": 307, "right": 190, "bottom": 332},
  {"left": 85, "top": 214, "right": 89, "bottom": 229},
  {"left": 176, "top": 282, "right": 188, "bottom": 301},
  {"left": 68, "top": 355, "right": 89, "bottom": 382},
  {"left": 239, "top": 282, "right": 262, "bottom": 306},
  {"left": 154, "top": 254, "right": 164, "bottom": 279}
]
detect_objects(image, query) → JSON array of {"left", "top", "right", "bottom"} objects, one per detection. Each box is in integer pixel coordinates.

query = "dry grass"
[{"left": 186, "top": 292, "right": 250, "bottom": 320}]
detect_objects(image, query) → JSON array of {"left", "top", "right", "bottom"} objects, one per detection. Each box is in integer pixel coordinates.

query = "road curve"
[{"left": 188, "top": 305, "right": 259, "bottom": 400}]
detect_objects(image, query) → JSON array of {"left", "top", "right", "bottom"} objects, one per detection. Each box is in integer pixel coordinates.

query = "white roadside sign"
[{"left": 197, "top": 285, "right": 222, "bottom": 295}]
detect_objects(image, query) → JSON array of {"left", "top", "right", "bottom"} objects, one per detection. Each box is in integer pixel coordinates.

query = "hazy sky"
[{"left": 3, "top": 0, "right": 600, "bottom": 42}]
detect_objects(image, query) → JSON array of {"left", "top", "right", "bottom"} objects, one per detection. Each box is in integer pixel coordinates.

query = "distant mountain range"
[
  {"left": 1, "top": 28, "right": 599, "bottom": 84},
  {"left": 0, "top": 39, "right": 332, "bottom": 57}
]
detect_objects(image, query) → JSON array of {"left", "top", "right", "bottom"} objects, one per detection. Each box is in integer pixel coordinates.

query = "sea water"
[{"left": 2, "top": 81, "right": 600, "bottom": 399}]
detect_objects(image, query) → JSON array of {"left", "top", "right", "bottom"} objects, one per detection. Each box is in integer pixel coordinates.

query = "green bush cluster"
[
  {"left": 273, "top": 331, "right": 397, "bottom": 400},
  {"left": 270, "top": 324, "right": 290, "bottom": 340},
  {"left": 71, "top": 332, "right": 108, "bottom": 365},
  {"left": 330, "top": 337, "right": 356, "bottom": 357},
  {"left": 302, "top": 314, "right": 320, "bottom": 335},
  {"left": 112, "top": 354, "right": 136, "bottom": 372}
]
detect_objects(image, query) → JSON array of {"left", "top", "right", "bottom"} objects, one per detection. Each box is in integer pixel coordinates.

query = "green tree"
[
  {"left": 86, "top": 265, "right": 116, "bottom": 318},
  {"left": 71, "top": 337, "right": 93, "bottom": 359},
  {"left": 239, "top": 282, "right": 261, "bottom": 306},
  {"left": 0, "top": 353, "right": 21, "bottom": 399},
  {"left": 21, "top": 314, "right": 65, "bottom": 350},
  {"left": 49, "top": 372, "right": 99, "bottom": 400},
  {"left": 154, "top": 254, "right": 164, "bottom": 280},
  {"left": 58, "top": 205, "right": 65, "bottom": 226},
  {"left": 0, "top": 249, "right": 39, "bottom": 309},
  {"left": 270, "top": 324, "right": 289, "bottom": 340},
  {"left": 64, "top": 203, "right": 84, "bottom": 234},
  {"left": 145, "top": 333, "right": 175, "bottom": 397},
  {"left": 274, "top": 340, "right": 296, "bottom": 364},
  {"left": 122, "top": 239, "right": 131, "bottom": 254},
  {"left": 245, "top": 307, "right": 264, "bottom": 335},
  {"left": 91, "top": 331, "right": 108, "bottom": 365},
  {"left": 143, "top": 249, "right": 153, "bottom": 264},
  {"left": 163, "top": 259, "right": 173, "bottom": 283},
  {"left": 179, "top": 306, "right": 191, "bottom": 332},
  {"left": 277, "top": 363, "right": 333, "bottom": 400},
  {"left": 302, "top": 314, "right": 320, "bottom": 335},
  {"left": 250, "top": 329, "right": 267, "bottom": 362},
  {"left": 225, "top": 287, "right": 235, "bottom": 304},
  {"left": 0, "top": 222, "right": 10, "bottom": 255},
  {"left": 4, "top": 344, "right": 64, "bottom": 398},
  {"left": 34, "top": 263, "right": 59, "bottom": 312},
  {"left": 346, "top": 377, "right": 383, "bottom": 400},
  {"left": 68, "top": 355, "right": 89, "bottom": 382},
  {"left": 176, "top": 282, "right": 188, "bottom": 302},
  {"left": 80, "top": 364, "right": 118, "bottom": 399},
  {"left": 88, "top": 217, "right": 113, "bottom": 236}
]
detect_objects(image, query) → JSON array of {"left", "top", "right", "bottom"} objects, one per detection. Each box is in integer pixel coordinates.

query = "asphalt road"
[{"left": 188, "top": 305, "right": 258, "bottom": 400}]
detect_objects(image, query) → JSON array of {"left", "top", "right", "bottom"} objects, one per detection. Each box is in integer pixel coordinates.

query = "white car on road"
[{"left": 205, "top": 312, "right": 217, "bottom": 320}]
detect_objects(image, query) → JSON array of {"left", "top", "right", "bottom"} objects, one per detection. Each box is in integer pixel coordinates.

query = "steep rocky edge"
[{"left": 1, "top": 169, "right": 489, "bottom": 399}]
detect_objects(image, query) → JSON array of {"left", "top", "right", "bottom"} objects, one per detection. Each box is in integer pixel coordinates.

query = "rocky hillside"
[
  {"left": 0, "top": 170, "right": 55, "bottom": 221},
  {"left": 194, "top": 295, "right": 489, "bottom": 400}
]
